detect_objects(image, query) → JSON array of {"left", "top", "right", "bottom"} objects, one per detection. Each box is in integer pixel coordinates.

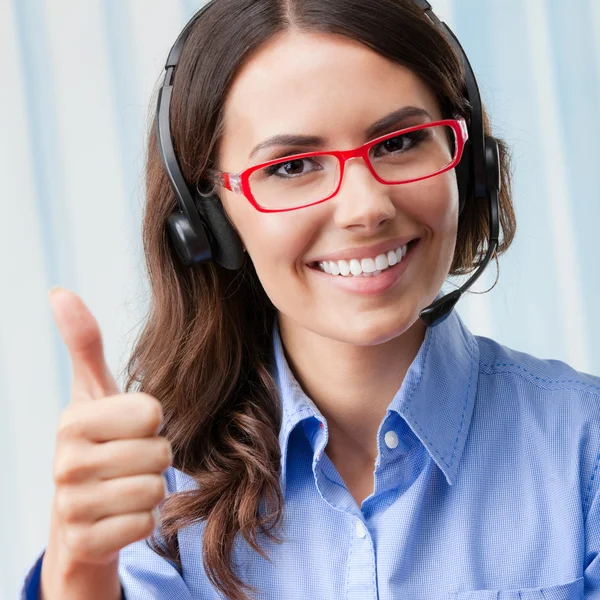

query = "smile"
[{"left": 314, "top": 239, "right": 418, "bottom": 277}]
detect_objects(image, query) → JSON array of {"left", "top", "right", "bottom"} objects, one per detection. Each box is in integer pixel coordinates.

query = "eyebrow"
[{"left": 248, "top": 106, "right": 433, "bottom": 160}]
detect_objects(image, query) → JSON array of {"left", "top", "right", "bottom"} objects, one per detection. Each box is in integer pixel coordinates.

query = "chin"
[{"left": 314, "top": 306, "right": 422, "bottom": 347}]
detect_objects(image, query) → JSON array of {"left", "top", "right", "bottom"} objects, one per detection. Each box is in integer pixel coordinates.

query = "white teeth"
[
  {"left": 316, "top": 243, "right": 412, "bottom": 276},
  {"left": 361, "top": 257, "right": 376, "bottom": 273},
  {"left": 349, "top": 259, "right": 362, "bottom": 275},
  {"left": 338, "top": 260, "right": 350, "bottom": 276},
  {"left": 375, "top": 254, "right": 388, "bottom": 270}
]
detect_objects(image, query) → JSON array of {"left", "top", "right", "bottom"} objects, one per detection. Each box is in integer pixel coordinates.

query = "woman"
[{"left": 23, "top": 0, "right": 600, "bottom": 599}]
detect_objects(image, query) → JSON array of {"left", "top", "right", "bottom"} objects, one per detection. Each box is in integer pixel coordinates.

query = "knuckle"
[
  {"left": 55, "top": 489, "right": 78, "bottom": 522},
  {"left": 135, "top": 393, "right": 163, "bottom": 432},
  {"left": 149, "top": 476, "right": 167, "bottom": 502},
  {"left": 53, "top": 454, "right": 86, "bottom": 484},
  {"left": 143, "top": 511, "right": 157, "bottom": 535},
  {"left": 63, "top": 525, "right": 89, "bottom": 558},
  {"left": 158, "top": 439, "right": 173, "bottom": 467},
  {"left": 57, "top": 413, "right": 84, "bottom": 441}
]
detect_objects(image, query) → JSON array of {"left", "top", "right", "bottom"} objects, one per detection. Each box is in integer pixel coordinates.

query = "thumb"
[{"left": 48, "top": 287, "right": 120, "bottom": 401}]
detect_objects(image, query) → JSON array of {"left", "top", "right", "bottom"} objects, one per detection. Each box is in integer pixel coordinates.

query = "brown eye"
[
  {"left": 382, "top": 136, "right": 409, "bottom": 153},
  {"left": 373, "top": 129, "right": 429, "bottom": 158},
  {"left": 263, "top": 158, "right": 323, "bottom": 179}
]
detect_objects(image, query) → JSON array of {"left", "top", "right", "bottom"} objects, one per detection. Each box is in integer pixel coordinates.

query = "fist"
[{"left": 48, "top": 288, "right": 173, "bottom": 566}]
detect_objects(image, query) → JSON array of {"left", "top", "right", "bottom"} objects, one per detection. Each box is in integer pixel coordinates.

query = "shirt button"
[
  {"left": 384, "top": 430, "right": 399, "bottom": 449},
  {"left": 355, "top": 521, "right": 367, "bottom": 539}
]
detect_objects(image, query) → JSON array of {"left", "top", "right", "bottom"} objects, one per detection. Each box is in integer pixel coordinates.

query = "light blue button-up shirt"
[{"left": 22, "top": 305, "right": 600, "bottom": 599}]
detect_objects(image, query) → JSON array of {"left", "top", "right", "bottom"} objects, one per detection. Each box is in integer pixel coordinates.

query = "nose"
[{"left": 331, "top": 156, "right": 396, "bottom": 233}]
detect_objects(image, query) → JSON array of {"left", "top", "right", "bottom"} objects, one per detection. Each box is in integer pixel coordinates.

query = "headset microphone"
[
  {"left": 411, "top": 0, "right": 500, "bottom": 327},
  {"left": 156, "top": 0, "right": 500, "bottom": 326}
]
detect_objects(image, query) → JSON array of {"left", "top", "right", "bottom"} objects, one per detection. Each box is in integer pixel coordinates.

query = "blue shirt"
[{"left": 22, "top": 305, "right": 600, "bottom": 599}]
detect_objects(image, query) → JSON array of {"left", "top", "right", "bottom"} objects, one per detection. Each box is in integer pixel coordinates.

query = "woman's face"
[{"left": 217, "top": 31, "right": 459, "bottom": 346}]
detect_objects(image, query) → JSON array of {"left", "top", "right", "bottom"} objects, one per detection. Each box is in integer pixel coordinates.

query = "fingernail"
[{"left": 48, "top": 286, "right": 63, "bottom": 299}]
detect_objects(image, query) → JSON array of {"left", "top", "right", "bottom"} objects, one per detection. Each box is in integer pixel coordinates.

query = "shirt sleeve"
[
  {"left": 20, "top": 549, "right": 128, "bottom": 600},
  {"left": 585, "top": 459, "right": 600, "bottom": 597},
  {"left": 19, "top": 541, "right": 190, "bottom": 600},
  {"left": 20, "top": 469, "right": 191, "bottom": 600},
  {"left": 20, "top": 549, "right": 44, "bottom": 600}
]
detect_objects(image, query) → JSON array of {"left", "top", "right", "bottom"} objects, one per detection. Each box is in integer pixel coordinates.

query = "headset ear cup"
[
  {"left": 485, "top": 136, "right": 501, "bottom": 193},
  {"left": 455, "top": 140, "right": 472, "bottom": 217},
  {"left": 167, "top": 210, "right": 213, "bottom": 266},
  {"left": 194, "top": 194, "right": 245, "bottom": 270}
]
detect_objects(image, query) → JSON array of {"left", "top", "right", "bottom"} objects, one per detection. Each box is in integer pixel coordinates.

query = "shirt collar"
[{"left": 272, "top": 295, "right": 479, "bottom": 490}]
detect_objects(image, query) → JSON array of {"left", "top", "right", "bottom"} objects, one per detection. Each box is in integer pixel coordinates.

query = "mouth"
[{"left": 308, "top": 238, "right": 420, "bottom": 277}]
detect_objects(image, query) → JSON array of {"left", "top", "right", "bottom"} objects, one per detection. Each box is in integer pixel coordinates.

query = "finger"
[
  {"left": 53, "top": 437, "right": 173, "bottom": 484},
  {"left": 48, "top": 287, "right": 120, "bottom": 400},
  {"left": 59, "top": 394, "right": 164, "bottom": 443},
  {"left": 63, "top": 511, "right": 159, "bottom": 564},
  {"left": 55, "top": 474, "right": 167, "bottom": 523}
]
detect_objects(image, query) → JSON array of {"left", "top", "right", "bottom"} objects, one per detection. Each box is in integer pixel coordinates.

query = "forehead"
[{"left": 220, "top": 30, "right": 442, "bottom": 164}]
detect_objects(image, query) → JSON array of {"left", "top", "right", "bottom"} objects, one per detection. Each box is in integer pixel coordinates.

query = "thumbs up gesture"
[{"left": 40, "top": 288, "right": 173, "bottom": 599}]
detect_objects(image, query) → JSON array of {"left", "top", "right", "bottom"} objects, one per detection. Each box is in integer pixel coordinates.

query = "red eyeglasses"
[{"left": 204, "top": 118, "right": 468, "bottom": 213}]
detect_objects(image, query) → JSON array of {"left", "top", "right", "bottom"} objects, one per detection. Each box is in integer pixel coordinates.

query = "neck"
[{"left": 277, "top": 315, "right": 427, "bottom": 467}]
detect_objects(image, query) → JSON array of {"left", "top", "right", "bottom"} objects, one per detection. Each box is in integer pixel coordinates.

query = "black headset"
[{"left": 156, "top": 0, "right": 500, "bottom": 328}]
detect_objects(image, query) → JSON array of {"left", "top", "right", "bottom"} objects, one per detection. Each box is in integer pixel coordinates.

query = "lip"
[
  {"left": 308, "top": 238, "right": 421, "bottom": 296},
  {"left": 307, "top": 235, "right": 421, "bottom": 265}
]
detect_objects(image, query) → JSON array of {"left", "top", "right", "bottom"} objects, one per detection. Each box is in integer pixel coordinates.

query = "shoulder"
[
  {"left": 475, "top": 334, "right": 600, "bottom": 398},
  {"left": 472, "top": 335, "right": 600, "bottom": 517}
]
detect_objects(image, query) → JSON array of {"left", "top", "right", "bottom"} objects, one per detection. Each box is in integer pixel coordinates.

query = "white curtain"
[{"left": 2, "top": 1, "right": 599, "bottom": 597}]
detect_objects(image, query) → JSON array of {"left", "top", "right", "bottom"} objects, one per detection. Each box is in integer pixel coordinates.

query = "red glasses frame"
[{"left": 205, "top": 118, "right": 469, "bottom": 213}]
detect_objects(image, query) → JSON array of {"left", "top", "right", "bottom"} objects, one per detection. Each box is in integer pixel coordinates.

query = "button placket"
[{"left": 346, "top": 518, "right": 377, "bottom": 600}]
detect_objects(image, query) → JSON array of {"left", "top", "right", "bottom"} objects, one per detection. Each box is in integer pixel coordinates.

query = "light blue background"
[{"left": 1, "top": 1, "right": 598, "bottom": 598}]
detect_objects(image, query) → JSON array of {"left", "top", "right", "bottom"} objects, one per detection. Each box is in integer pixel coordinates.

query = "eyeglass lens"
[{"left": 248, "top": 124, "right": 457, "bottom": 210}]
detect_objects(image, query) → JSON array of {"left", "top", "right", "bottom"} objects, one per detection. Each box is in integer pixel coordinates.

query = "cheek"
[
  {"left": 400, "top": 171, "right": 459, "bottom": 233},
  {"left": 219, "top": 189, "right": 320, "bottom": 278}
]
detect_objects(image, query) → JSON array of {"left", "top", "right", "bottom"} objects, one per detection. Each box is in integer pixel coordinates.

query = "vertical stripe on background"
[
  {"left": 41, "top": 0, "right": 139, "bottom": 391},
  {"left": 592, "top": 0, "right": 600, "bottom": 102},
  {"left": 523, "top": 0, "right": 590, "bottom": 373},
  {"left": 101, "top": 0, "right": 151, "bottom": 376},
  {"left": 11, "top": 0, "right": 73, "bottom": 407},
  {"left": 102, "top": 0, "right": 145, "bottom": 258},
  {"left": 474, "top": 0, "right": 563, "bottom": 361},
  {"left": 545, "top": 0, "right": 600, "bottom": 376}
]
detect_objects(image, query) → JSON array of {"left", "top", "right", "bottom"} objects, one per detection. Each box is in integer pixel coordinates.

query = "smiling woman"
[{"left": 20, "top": 1, "right": 600, "bottom": 600}]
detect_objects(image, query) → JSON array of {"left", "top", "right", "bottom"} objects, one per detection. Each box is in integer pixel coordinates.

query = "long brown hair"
[{"left": 124, "top": 1, "right": 516, "bottom": 598}]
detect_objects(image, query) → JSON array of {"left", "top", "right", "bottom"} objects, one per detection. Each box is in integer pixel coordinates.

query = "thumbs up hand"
[{"left": 40, "top": 288, "right": 173, "bottom": 599}]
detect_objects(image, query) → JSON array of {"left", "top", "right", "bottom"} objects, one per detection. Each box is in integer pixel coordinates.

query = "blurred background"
[{"left": 1, "top": 0, "right": 599, "bottom": 597}]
